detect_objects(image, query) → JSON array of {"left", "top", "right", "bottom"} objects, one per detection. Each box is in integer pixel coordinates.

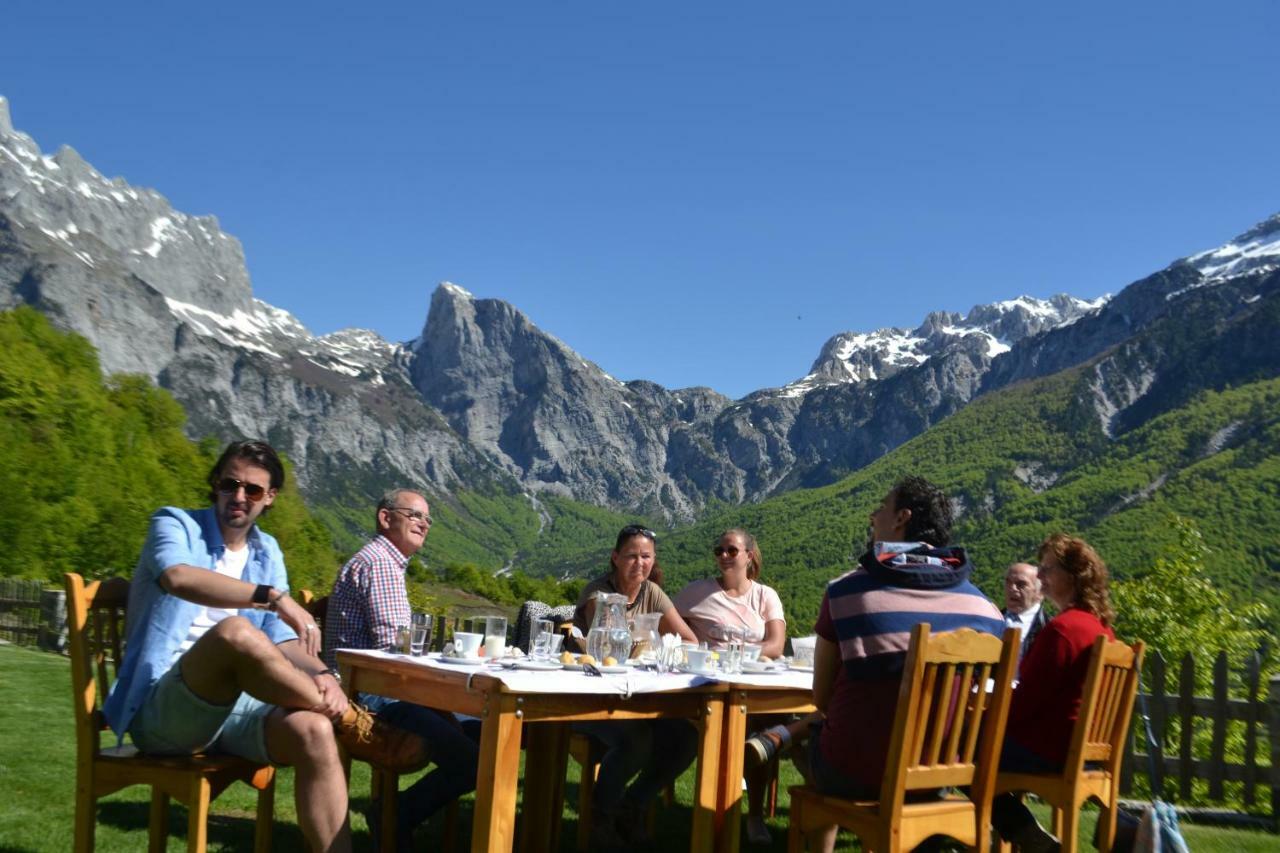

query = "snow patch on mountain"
[{"left": 1176, "top": 214, "right": 1280, "bottom": 299}]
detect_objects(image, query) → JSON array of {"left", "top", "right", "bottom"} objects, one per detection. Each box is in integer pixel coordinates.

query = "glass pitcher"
[
  {"left": 629, "top": 612, "right": 662, "bottom": 661},
  {"left": 589, "top": 592, "right": 631, "bottom": 662}
]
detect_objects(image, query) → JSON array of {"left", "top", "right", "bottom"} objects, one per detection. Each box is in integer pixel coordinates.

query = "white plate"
[
  {"left": 740, "top": 662, "right": 784, "bottom": 674},
  {"left": 787, "top": 663, "right": 815, "bottom": 672},
  {"left": 438, "top": 655, "right": 488, "bottom": 666},
  {"left": 514, "top": 660, "right": 564, "bottom": 671}
]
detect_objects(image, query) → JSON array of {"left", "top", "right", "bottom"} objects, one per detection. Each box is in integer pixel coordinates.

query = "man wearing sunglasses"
[
  {"left": 324, "top": 489, "right": 479, "bottom": 852},
  {"left": 104, "top": 440, "right": 427, "bottom": 853}
]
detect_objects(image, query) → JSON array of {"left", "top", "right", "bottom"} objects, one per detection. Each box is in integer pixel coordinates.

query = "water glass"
[
  {"left": 484, "top": 615, "right": 508, "bottom": 658},
  {"left": 722, "top": 628, "right": 745, "bottom": 675},
  {"left": 530, "top": 618, "right": 555, "bottom": 660},
  {"left": 395, "top": 624, "right": 412, "bottom": 655},
  {"left": 410, "top": 613, "right": 432, "bottom": 656}
]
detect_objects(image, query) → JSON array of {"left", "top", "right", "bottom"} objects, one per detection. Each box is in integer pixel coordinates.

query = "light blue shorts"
[{"left": 129, "top": 662, "right": 275, "bottom": 764}]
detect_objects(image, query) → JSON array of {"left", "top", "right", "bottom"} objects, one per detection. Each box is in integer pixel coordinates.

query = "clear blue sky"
[{"left": 5, "top": 3, "right": 1278, "bottom": 398}]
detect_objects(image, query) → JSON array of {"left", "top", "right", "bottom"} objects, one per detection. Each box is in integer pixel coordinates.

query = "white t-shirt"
[
  {"left": 673, "top": 577, "right": 785, "bottom": 649},
  {"left": 172, "top": 545, "right": 251, "bottom": 666}
]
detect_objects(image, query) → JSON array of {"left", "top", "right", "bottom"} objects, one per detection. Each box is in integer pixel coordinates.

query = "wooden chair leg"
[
  {"left": 186, "top": 776, "right": 211, "bottom": 853},
  {"left": 1059, "top": 801, "right": 1080, "bottom": 853},
  {"left": 575, "top": 761, "right": 596, "bottom": 852},
  {"left": 786, "top": 789, "right": 805, "bottom": 853},
  {"left": 767, "top": 757, "right": 779, "bottom": 818},
  {"left": 148, "top": 788, "right": 169, "bottom": 853},
  {"left": 442, "top": 800, "right": 459, "bottom": 853},
  {"left": 253, "top": 778, "right": 274, "bottom": 853},
  {"left": 373, "top": 769, "right": 399, "bottom": 853},
  {"left": 72, "top": 783, "right": 96, "bottom": 853}
]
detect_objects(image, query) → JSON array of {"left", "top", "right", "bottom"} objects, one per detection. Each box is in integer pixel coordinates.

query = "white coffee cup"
[
  {"left": 454, "top": 631, "right": 484, "bottom": 657},
  {"left": 743, "top": 644, "right": 763, "bottom": 662},
  {"left": 685, "top": 648, "right": 713, "bottom": 672}
]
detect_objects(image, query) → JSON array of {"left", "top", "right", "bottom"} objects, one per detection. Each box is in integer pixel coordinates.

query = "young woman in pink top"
[{"left": 674, "top": 529, "right": 787, "bottom": 845}]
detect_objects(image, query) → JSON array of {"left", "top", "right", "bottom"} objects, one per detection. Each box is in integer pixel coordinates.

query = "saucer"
[
  {"left": 563, "top": 663, "right": 629, "bottom": 673},
  {"left": 439, "top": 655, "right": 488, "bottom": 666},
  {"left": 679, "top": 665, "right": 719, "bottom": 676}
]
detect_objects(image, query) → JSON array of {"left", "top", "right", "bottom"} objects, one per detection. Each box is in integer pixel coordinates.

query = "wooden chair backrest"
[
  {"left": 1064, "top": 635, "right": 1145, "bottom": 777},
  {"left": 880, "top": 624, "right": 1020, "bottom": 821},
  {"left": 299, "top": 590, "right": 329, "bottom": 635},
  {"left": 64, "top": 573, "right": 132, "bottom": 756}
]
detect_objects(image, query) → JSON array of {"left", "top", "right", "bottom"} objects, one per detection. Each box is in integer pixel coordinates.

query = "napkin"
[{"left": 657, "top": 633, "right": 684, "bottom": 670}]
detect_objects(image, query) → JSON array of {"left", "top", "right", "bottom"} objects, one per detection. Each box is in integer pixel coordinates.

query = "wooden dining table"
[{"left": 336, "top": 650, "right": 735, "bottom": 853}]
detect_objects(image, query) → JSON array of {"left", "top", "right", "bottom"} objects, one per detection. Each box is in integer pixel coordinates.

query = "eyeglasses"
[
  {"left": 620, "top": 524, "right": 656, "bottom": 540},
  {"left": 713, "top": 545, "right": 741, "bottom": 558},
  {"left": 215, "top": 478, "right": 268, "bottom": 502},
  {"left": 389, "top": 507, "right": 432, "bottom": 525}
]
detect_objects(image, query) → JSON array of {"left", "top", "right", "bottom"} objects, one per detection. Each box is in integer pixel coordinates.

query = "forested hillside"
[{"left": 652, "top": 365, "right": 1280, "bottom": 638}]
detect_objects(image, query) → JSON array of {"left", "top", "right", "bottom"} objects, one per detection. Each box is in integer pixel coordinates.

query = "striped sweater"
[{"left": 826, "top": 541, "right": 1004, "bottom": 678}]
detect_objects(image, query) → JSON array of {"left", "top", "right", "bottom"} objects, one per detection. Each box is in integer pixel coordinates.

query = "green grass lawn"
[{"left": 1, "top": 643, "right": 1274, "bottom": 851}]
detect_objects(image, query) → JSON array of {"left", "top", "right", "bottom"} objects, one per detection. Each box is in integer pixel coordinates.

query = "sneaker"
[
  {"left": 744, "top": 731, "right": 781, "bottom": 768},
  {"left": 336, "top": 703, "right": 431, "bottom": 774}
]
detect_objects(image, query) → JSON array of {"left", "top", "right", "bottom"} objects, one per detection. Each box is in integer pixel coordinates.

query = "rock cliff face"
[
  {"left": 3, "top": 95, "right": 1278, "bottom": 524},
  {"left": 0, "top": 97, "right": 514, "bottom": 517}
]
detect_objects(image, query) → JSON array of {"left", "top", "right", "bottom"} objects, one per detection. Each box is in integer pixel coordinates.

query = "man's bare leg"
[
  {"left": 265, "top": 708, "right": 352, "bottom": 853},
  {"left": 179, "top": 616, "right": 324, "bottom": 710}
]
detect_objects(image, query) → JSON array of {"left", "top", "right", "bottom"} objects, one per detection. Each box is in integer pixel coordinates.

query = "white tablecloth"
[{"left": 340, "top": 650, "right": 813, "bottom": 697}]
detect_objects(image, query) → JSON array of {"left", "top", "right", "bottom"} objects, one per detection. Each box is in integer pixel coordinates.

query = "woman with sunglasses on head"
[
  {"left": 570, "top": 525, "right": 698, "bottom": 849},
  {"left": 992, "top": 533, "right": 1117, "bottom": 853},
  {"left": 673, "top": 529, "right": 786, "bottom": 845}
]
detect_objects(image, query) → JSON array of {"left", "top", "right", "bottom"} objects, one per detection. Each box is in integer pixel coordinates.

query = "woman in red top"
[{"left": 993, "top": 533, "right": 1117, "bottom": 853}]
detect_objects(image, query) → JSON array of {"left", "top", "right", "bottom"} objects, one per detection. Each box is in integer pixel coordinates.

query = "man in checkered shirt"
[{"left": 324, "top": 489, "right": 478, "bottom": 851}]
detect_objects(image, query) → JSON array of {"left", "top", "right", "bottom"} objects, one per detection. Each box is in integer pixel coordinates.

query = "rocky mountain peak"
[
  {"left": 1184, "top": 213, "right": 1280, "bottom": 284},
  {"left": 0, "top": 100, "right": 252, "bottom": 317},
  {"left": 0, "top": 97, "right": 12, "bottom": 137}
]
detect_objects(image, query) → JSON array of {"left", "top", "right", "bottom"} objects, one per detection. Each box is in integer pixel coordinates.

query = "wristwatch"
[{"left": 251, "top": 584, "right": 273, "bottom": 609}]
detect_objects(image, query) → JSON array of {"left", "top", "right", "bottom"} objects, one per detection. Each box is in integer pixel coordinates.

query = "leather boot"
[{"left": 335, "top": 703, "right": 431, "bottom": 774}]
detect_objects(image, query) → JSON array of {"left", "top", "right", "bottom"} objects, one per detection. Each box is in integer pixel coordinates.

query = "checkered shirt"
[{"left": 322, "top": 535, "right": 411, "bottom": 669}]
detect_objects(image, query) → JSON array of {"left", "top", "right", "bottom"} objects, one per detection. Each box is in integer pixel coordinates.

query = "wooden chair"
[
  {"left": 787, "top": 625, "right": 1020, "bottom": 853},
  {"left": 994, "top": 635, "right": 1145, "bottom": 853},
  {"left": 65, "top": 572, "right": 275, "bottom": 853},
  {"left": 299, "top": 590, "right": 457, "bottom": 853}
]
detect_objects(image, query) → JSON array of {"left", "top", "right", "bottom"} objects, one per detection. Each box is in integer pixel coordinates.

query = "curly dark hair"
[
  {"left": 1038, "top": 533, "right": 1115, "bottom": 627},
  {"left": 892, "top": 476, "right": 952, "bottom": 546}
]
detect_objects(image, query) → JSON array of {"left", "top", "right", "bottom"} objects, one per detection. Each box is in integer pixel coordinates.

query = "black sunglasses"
[
  {"left": 713, "top": 545, "right": 741, "bottom": 558},
  {"left": 620, "top": 524, "right": 656, "bottom": 540},
  {"left": 215, "top": 477, "right": 268, "bottom": 502}
]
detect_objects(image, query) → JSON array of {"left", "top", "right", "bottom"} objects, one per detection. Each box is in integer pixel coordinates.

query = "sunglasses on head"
[
  {"left": 620, "top": 524, "right": 656, "bottom": 540},
  {"left": 713, "top": 545, "right": 741, "bottom": 557},
  {"left": 215, "top": 477, "right": 268, "bottom": 502}
]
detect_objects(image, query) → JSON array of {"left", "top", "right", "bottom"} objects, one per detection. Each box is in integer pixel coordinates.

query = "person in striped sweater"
[{"left": 795, "top": 476, "right": 1005, "bottom": 853}]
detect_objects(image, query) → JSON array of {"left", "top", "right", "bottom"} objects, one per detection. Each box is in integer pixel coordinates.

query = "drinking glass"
[
  {"left": 395, "top": 624, "right": 412, "bottom": 655},
  {"left": 530, "top": 618, "right": 555, "bottom": 660},
  {"left": 484, "top": 615, "right": 508, "bottom": 658},
  {"left": 410, "top": 613, "right": 432, "bottom": 656},
  {"left": 722, "top": 627, "right": 745, "bottom": 675}
]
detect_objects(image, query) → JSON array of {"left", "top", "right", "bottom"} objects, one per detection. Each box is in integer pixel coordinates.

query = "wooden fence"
[
  {"left": 1121, "top": 648, "right": 1278, "bottom": 826},
  {"left": 0, "top": 578, "right": 63, "bottom": 650}
]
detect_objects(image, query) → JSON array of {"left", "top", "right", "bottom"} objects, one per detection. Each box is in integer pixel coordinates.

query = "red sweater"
[{"left": 1005, "top": 607, "right": 1114, "bottom": 766}]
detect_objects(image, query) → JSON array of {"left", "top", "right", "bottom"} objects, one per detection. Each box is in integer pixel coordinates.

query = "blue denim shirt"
[{"left": 102, "top": 506, "right": 298, "bottom": 739}]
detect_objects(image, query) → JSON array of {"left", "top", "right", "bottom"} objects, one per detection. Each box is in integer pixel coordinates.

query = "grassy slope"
[{"left": 1, "top": 644, "right": 1274, "bottom": 851}]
